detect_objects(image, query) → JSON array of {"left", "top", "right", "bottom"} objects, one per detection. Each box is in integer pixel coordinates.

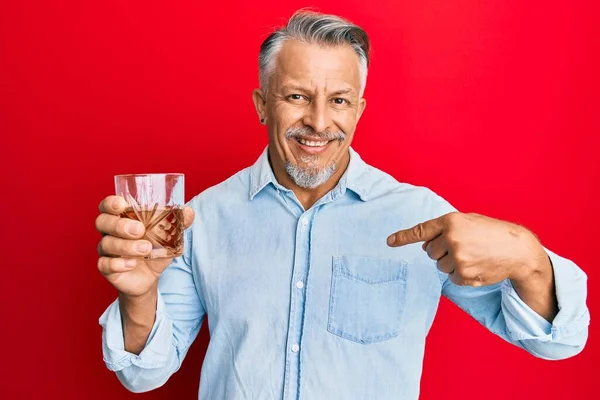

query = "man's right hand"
[{"left": 96, "top": 195, "right": 195, "bottom": 298}]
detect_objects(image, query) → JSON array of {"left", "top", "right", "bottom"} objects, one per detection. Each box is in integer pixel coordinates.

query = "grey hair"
[{"left": 259, "top": 10, "right": 370, "bottom": 97}]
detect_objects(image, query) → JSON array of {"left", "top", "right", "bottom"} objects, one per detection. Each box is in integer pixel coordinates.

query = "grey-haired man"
[{"left": 97, "top": 10, "right": 589, "bottom": 400}]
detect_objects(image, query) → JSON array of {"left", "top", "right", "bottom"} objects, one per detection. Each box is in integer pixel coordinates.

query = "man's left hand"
[{"left": 387, "top": 212, "right": 551, "bottom": 287}]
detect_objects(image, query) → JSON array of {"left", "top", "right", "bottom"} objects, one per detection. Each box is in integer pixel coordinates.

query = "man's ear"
[
  {"left": 252, "top": 88, "right": 267, "bottom": 124},
  {"left": 357, "top": 97, "right": 367, "bottom": 122}
]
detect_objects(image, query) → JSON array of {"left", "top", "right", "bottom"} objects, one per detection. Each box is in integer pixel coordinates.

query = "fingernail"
[
  {"left": 135, "top": 241, "right": 151, "bottom": 254},
  {"left": 126, "top": 222, "right": 144, "bottom": 236},
  {"left": 387, "top": 235, "right": 395, "bottom": 246},
  {"left": 124, "top": 259, "right": 137, "bottom": 268}
]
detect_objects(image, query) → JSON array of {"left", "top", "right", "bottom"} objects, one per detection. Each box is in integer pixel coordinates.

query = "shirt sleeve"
[
  {"left": 427, "top": 191, "right": 590, "bottom": 360},
  {"left": 98, "top": 226, "right": 205, "bottom": 393},
  {"left": 440, "top": 247, "right": 589, "bottom": 360}
]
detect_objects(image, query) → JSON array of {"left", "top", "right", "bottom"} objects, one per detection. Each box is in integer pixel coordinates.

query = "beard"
[
  {"left": 284, "top": 126, "right": 346, "bottom": 189},
  {"left": 285, "top": 158, "right": 337, "bottom": 189}
]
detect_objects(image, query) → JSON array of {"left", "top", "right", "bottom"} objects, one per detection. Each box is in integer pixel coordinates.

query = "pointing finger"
[{"left": 387, "top": 217, "right": 445, "bottom": 247}]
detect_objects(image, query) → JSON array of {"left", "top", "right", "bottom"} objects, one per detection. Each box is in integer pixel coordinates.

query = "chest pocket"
[{"left": 328, "top": 254, "right": 409, "bottom": 344}]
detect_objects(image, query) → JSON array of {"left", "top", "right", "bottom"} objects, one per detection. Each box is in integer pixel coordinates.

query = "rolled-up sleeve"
[
  {"left": 441, "top": 245, "right": 590, "bottom": 361},
  {"left": 99, "top": 292, "right": 174, "bottom": 372},
  {"left": 499, "top": 247, "right": 590, "bottom": 359},
  {"left": 98, "top": 226, "right": 205, "bottom": 393}
]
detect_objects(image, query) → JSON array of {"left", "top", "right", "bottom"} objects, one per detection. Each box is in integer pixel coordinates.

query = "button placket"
[{"left": 283, "top": 211, "right": 313, "bottom": 399}]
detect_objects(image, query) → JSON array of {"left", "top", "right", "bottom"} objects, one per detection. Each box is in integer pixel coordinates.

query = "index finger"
[
  {"left": 98, "top": 195, "right": 127, "bottom": 215},
  {"left": 387, "top": 217, "right": 444, "bottom": 247}
]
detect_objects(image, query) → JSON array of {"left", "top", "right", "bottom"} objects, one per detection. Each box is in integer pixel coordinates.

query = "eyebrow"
[
  {"left": 329, "top": 88, "right": 356, "bottom": 97},
  {"left": 280, "top": 85, "right": 311, "bottom": 94},
  {"left": 280, "top": 85, "right": 357, "bottom": 96}
]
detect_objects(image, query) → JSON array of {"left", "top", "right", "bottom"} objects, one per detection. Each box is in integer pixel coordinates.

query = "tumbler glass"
[{"left": 114, "top": 173, "right": 185, "bottom": 259}]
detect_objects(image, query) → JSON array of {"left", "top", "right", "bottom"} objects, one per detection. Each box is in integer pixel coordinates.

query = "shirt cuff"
[
  {"left": 98, "top": 291, "right": 173, "bottom": 371},
  {"left": 501, "top": 247, "right": 590, "bottom": 343}
]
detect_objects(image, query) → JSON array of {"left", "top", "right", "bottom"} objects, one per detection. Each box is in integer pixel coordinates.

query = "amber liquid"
[{"left": 121, "top": 205, "right": 184, "bottom": 259}]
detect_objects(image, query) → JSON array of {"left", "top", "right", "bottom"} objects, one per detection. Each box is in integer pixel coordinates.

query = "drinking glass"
[{"left": 114, "top": 173, "right": 185, "bottom": 259}]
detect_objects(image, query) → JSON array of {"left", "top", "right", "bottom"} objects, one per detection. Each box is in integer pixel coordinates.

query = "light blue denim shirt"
[{"left": 99, "top": 147, "right": 590, "bottom": 399}]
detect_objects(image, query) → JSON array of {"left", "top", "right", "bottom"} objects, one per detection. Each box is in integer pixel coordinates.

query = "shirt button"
[
  {"left": 301, "top": 217, "right": 308, "bottom": 227},
  {"left": 296, "top": 281, "right": 304, "bottom": 289},
  {"left": 291, "top": 344, "right": 300, "bottom": 353}
]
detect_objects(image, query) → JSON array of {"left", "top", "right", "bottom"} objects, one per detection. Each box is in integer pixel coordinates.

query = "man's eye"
[
  {"left": 333, "top": 98, "right": 348, "bottom": 105},
  {"left": 289, "top": 94, "right": 304, "bottom": 101}
]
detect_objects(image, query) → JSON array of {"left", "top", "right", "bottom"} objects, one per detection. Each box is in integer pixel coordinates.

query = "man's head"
[{"left": 252, "top": 11, "right": 369, "bottom": 190}]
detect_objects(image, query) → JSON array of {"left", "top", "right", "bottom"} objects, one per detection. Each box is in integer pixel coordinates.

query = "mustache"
[{"left": 285, "top": 126, "right": 346, "bottom": 142}]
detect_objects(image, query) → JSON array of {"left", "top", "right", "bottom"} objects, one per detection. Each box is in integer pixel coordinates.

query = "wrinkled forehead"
[{"left": 272, "top": 39, "right": 362, "bottom": 95}]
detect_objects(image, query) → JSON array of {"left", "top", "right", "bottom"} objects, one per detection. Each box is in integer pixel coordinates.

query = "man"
[{"left": 97, "top": 10, "right": 589, "bottom": 400}]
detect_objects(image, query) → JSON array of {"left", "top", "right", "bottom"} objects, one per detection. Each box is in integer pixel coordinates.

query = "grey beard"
[
  {"left": 285, "top": 158, "right": 337, "bottom": 189},
  {"left": 283, "top": 126, "right": 345, "bottom": 189}
]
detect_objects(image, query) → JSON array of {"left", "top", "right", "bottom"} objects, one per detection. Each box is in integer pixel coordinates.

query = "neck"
[{"left": 268, "top": 147, "right": 350, "bottom": 210}]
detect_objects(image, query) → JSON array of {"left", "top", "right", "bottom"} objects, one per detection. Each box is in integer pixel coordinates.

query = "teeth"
[{"left": 298, "top": 138, "right": 329, "bottom": 147}]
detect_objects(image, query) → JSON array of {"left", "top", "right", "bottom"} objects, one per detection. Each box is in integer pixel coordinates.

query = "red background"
[{"left": 1, "top": 1, "right": 598, "bottom": 399}]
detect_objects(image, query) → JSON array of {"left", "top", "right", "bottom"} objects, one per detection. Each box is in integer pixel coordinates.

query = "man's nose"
[{"left": 302, "top": 98, "right": 332, "bottom": 134}]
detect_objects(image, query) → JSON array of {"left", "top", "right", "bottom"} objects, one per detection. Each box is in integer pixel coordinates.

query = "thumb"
[{"left": 183, "top": 206, "right": 195, "bottom": 229}]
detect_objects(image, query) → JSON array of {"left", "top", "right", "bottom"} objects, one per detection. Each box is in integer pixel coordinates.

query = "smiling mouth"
[{"left": 295, "top": 137, "right": 332, "bottom": 147}]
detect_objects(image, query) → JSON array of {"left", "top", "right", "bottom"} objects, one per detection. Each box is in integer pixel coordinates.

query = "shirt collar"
[{"left": 249, "top": 146, "right": 372, "bottom": 202}]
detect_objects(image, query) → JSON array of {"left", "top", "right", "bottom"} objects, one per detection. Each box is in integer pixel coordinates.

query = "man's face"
[{"left": 254, "top": 40, "right": 366, "bottom": 189}]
